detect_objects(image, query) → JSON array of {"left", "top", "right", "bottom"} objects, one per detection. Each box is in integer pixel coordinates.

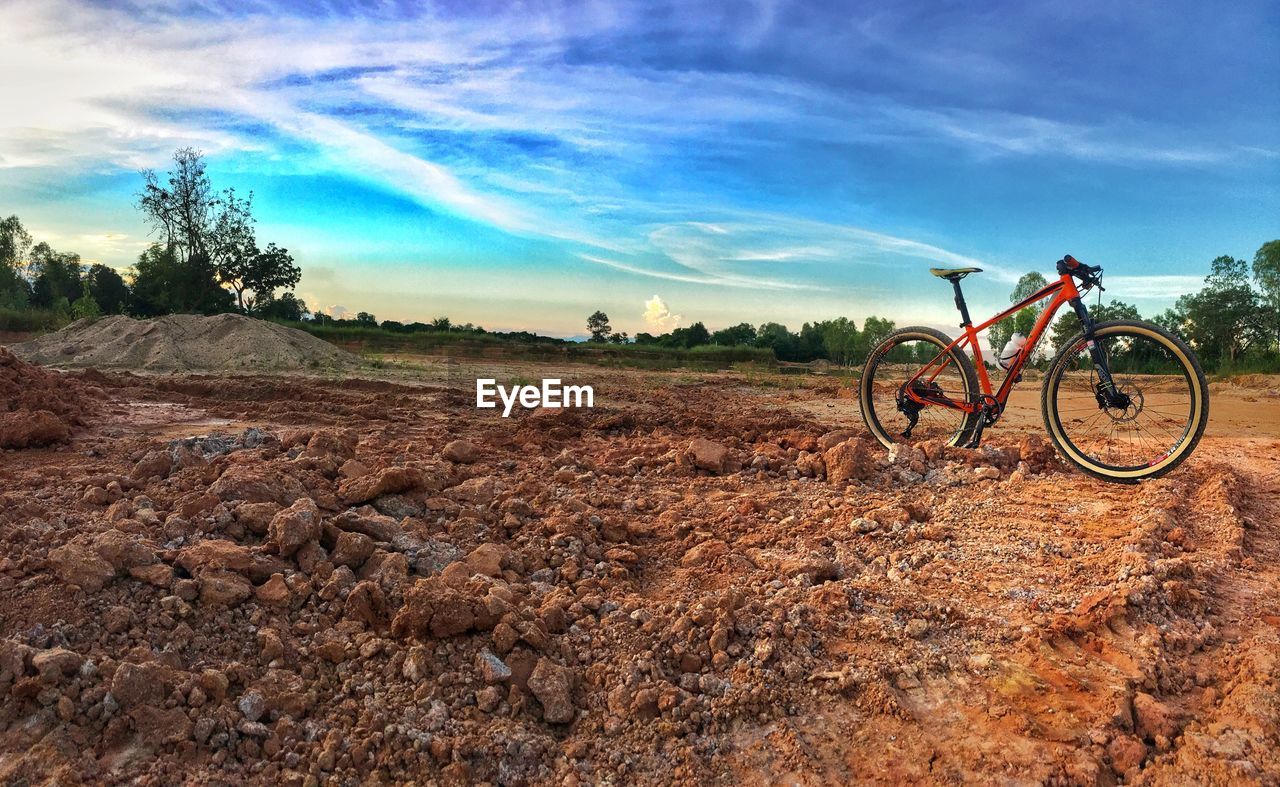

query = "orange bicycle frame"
[{"left": 905, "top": 273, "right": 1082, "bottom": 414}]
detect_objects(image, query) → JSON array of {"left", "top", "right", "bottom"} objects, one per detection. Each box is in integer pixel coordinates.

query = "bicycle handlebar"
[
  {"left": 1058, "top": 254, "right": 1100, "bottom": 277},
  {"left": 1057, "top": 254, "right": 1104, "bottom": 291}
]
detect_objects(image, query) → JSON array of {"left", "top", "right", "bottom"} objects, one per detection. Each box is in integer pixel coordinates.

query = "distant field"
[{"left": 284, "top": 320, "right": 779, "bottom": 370}]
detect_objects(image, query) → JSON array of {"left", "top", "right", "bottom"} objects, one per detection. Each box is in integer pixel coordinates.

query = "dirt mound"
[
  {"left": 12, "top": 313, "right": 361, "bottom": 373},
  {"left": 0, "top": 346, "right": 94, "bottom": 449}
]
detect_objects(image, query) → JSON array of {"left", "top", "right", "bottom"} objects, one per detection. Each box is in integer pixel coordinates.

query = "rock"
[
  {"left": 477, "top": 685, "right": 502, "bottom": 713},
  {"left": 238, "top": 690, "right": 266, "bottom": 722},
  {"left": 905, "top": 619, "right": 930, "bottom": 639},
  {"left": 330, "top": 509, "right": 405, "bottom": 543},
  {"left": 0, "top": 641, "right": 33, "bottom": 682},
  {"left": 528, "top": 658, "right": 576, "bottom": 723},
  {"left": 339, "top": 459, "right": 370, "bottom": 480},
  {"left": 339, "top": 466, "right": 440, "bottom": 505},
  {"left": 823, "top": 438, "right": 875, "bottom": 486},
  {"left": 32, "top": 648, "right": 84, "bottom": 684},
  {"left": 0, "top": 410, "right": 70, "bottom": 449},
  {"left": 681, "top": 539, "right": 728, "bottom": 568},
  {"left": 688, "top": 438, "right": 729, "bottom": 474},
  {"left": 464, "top": 543, "right": 512, "bottom": 578},
  {"left": 359, "top": 551, "right": 410, "bottom": 588},
  {"left": 973, "top": 465, "right": 1001, "bottom": 481},
  {"left": 177, "top": 539, "right": 256, "bottom": 574},
  {"left": 259, "top": 629, "right": 284, "bottom": 662},
  {"left": 442, "top": 440, "right": 482, "bottom": 464},
  {"left": 371, "top": 494, "right": 423, "bottom": 520},
  {"left": 1018, "top": 434, "right": 1056, "bottom": 470},
  {"left": 199, "top": 570, "right": 253, "bottom": 606},
  {"left": 778, "top": 554, "right": 838, "bottom": 582},
  {"left": 249, "top": 670, "right": 309, "bottom": 717},
  {"left": 429, "top": 593, "right": 475, "bottom": 638},
  {"left": 254, "top": 573, "right": 291, "bottom": 606},
  {"left": 295, "top": 542, "right": 328, "bottom": 573},
  {"left": 303, "top": 429, "right": 357, "bottom": 460},
  {"left": 1133, "top": 692, "right": 1181, "bottom": 742},
  {"left": 104, "top": 606, "right": 134, "bottom": 634},
  {"left": 817, "top": 429, "right": 858, "bottom": 451},
  {"left": 131, "top": 705, "right": 192, "bottom": 744},
  {"left": 402, "top": 647, "right": 431, "bottom": 682},
  {"left": 268, "top": 498, "right": 321, "bottom": 557},
  {"left": 477, "top": 650, "right": 512, "bottom": 684},
  {"left": 131, "top": 450, "right": 173, "bottom": 480},
  {"left": 210, "top": 465, "right": 308, "bottom": 505},
  {"left": 331, "top": 531, "right": 375, "bottom": 568},
  {"left": 234, "top": 502, "right": 282, "bottom": 535},
  {"left": 129, "top": 562, "right": 174, "bottom": 587},
  {"left": 111, "top": 661, "right": 167, "bottom": 709},
  {"left": 344, "top": 580, "right": 387, "bottom": 626},
  {"left": 82, "top": 486, "right": 112, "bottom": 505},
  {"left": 1108, "top": 733, "right": 1147, "bottom": 775},
  {"left": 48, "top": 543, "right": 115, "bottom": 592},
  {"left": 446, "top": 477, "right": 497, "bottom": 505}
]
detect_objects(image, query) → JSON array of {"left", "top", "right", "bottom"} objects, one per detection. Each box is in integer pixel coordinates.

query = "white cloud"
[
  {"left": 1100, "top": 275, "right": 1204, "bottom": 299},
  {"left": 642, "top": 295, "right": 681, "bottom": 332}
]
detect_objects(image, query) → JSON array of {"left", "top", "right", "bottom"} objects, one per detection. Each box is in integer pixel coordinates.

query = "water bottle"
[{"left": 998, "top": 333, "right": 1026, "bottom": 369}]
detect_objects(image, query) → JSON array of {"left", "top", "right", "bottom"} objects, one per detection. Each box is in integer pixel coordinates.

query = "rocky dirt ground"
[{"left": 0, "top": 355, "right": 1277, "bottom": 785}]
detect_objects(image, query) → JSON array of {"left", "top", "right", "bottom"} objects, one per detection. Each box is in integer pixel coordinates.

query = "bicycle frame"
[{"left": 905, "top": 273, "right": 1083, "bottom": 415}]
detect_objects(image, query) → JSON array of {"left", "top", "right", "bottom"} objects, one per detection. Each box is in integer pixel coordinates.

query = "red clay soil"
[
  {"left": 0, "top": 366, "right": 1276, "bottom": 785},
  {"left": 0, "top": 346, "right": 97, "bottom": 449}
]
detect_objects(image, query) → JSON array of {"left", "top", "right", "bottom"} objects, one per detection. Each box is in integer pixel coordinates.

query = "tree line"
[
  {"left": 583, "top": 240, "right": 1280, "bottom": 373},
  {"left": 994, "top": 241, "right": 1279, "bottom": 372},
  {"left": 1, "top": 148, "right": 305, "bottom": 324}
]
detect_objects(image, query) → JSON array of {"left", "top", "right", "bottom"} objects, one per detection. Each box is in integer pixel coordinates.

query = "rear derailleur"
[{"left": 896, "top": 380, "right": 943, "bottom": 439}]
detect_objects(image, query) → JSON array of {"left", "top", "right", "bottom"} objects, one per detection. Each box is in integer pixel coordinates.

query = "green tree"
[
  {"left": 817, "top": 317, "right": 860, "bottom": 365},
  {"left": 859, "top": 316, "right": 896, "bottom": 359},
  {"left": 0, "top": 216, "right": 32, "bottom": 307},
  {"left": 209, "top": 187, "right": 258, "bottom": 309},
  {"left": 86, "top": 264, "right": 129, "bottom": 314},
  {"left": 129, "top": 243, "right": 231, "bottom": 316},
  {"left": 1050, "top": 300, "right": 1142, "bottom": 353},
  {"left": 29, "top": 242, "right": 83, "bottom": 309},
  {"left": 587, "top": 310, "right": 611, "bottom": 342},
  {"left": 70, "top": 279, "right": 101, "bottom": 320},
  {"left": 754, "top": 322, "right": 799, "bottom": 360},
  {"left": 710, "top": 322, "right": 756, "bottom": 345},
  {"left": 1253, "top": 239, "right": 1280, "bottom": 349},
  {"left": 1179, "top": 255, "right": 1265, "bottom": 366},
  {"left": 355, "top": 311, "right": 377, "bottom": 327},
  {"left": 988, "top": 272, "right": 1049, "bottom": 361},
  {"left": 256, "top": 292, "right": 308, "bottom": 322},
  {"left": 209, "top": 190, "right": 301, "bottom": 311},
  {"left": 430, "top": 317, "right": 452, "bottom": 331}
]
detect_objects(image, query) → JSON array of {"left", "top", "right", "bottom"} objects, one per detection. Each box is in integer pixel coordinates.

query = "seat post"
[{"left": 951, "top": 280, "right": 972, "bottom": 327}]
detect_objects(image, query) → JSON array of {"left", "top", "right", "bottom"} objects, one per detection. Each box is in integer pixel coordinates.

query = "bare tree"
[{"left": 137, "top": 147, "right": 214, "bottom": 263}]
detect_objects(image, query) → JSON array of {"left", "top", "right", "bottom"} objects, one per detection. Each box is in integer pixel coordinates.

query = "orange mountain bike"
[{"left": 860, "top": 255, "right": 1208, "bottom": 482}]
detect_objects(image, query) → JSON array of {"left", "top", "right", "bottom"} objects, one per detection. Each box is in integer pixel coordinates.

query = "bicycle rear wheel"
[
  {"left": 1042, "top": 320, "right": 1208, "bottom": 482},
  {"left": 861, "top": 326, "right": 980, "bottom": 449}
]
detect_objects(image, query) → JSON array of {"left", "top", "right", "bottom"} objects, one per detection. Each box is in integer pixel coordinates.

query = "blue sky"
[{"left": 2, "top": 0, "right": 1277, "bottom": 337}]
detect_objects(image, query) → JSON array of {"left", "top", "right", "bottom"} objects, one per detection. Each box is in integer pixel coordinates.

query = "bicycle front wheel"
[{"left": 1042, "top": 320, "right": 1208, "bottom": 482}]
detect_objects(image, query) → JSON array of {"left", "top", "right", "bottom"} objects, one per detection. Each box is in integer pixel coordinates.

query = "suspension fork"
[{"left": 1070, "top": 297, "right": 1128, "bottom": 408}]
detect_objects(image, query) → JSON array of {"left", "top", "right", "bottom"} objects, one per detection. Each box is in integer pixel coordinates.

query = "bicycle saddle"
[{"left": 929, "top": 267, "right": 983, "bottom": 282}]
